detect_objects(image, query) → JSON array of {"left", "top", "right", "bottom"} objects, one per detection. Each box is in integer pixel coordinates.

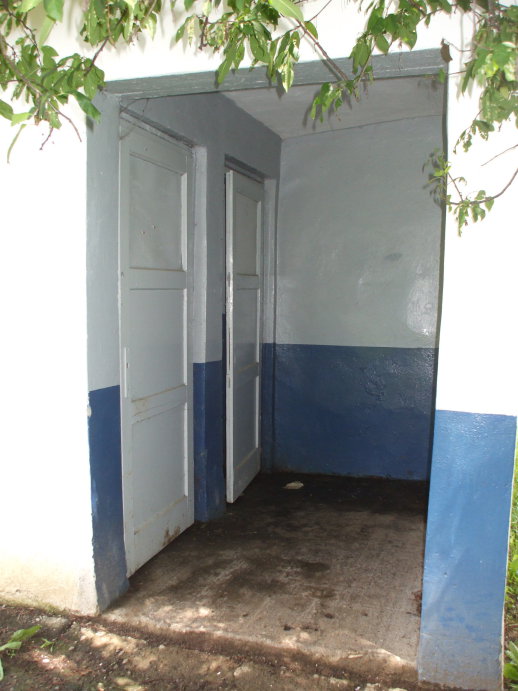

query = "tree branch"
[
  {"left": 295, "top": 18, "right": 349, "bottom": 82},
  {"left": 481, "top": 143, "right": 518, "bottom": 167},
  {"left": 448, "top": 166, "right": 518, "bottom": 205}
]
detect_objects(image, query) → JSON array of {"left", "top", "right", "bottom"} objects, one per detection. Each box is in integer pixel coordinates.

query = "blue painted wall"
[
  {"left": 419, "top": 410, "right": 517, "bottom": 690},
  {"left": 88, "top": 386, "right": 128, "bottom": 609},
  {"left": 193, "top": 361, "right": 226, "bottom": 521},
  {"left": 270, "top": 344, "right": 438, "bottom": 480},
  {"left": 261, "top": 342, "right": 276, "bottom": 473}
]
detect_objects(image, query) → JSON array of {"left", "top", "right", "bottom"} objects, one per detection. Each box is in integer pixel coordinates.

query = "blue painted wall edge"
[
  {"left": 88, "top": 385, "right": 128, "bottom": 610},
  {"left": 419, "top": 409, "right": 517, "bottom": 691},
  {"left": 193, "top": 361, "right": 226, "bottom": 522}
]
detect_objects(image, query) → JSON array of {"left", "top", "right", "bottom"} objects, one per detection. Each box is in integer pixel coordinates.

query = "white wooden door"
[
  {"left": 119, "top": 123, "right": 194, "bottom": 576},
  {"left": 225, "top": 171, "right": 264, "bottom": 503}
]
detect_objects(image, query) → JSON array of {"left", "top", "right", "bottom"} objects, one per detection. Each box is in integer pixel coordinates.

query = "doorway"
[
  {"left": 86, "top": 57, "right": 446, "bottom": 664},
  {"left": 225, "top": 169, "right": 265, "bottom": 503}
]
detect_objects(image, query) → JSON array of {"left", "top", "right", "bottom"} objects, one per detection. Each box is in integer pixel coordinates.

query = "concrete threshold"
[{"left": 103, "top": 473, "right": 428, "bottom": 687}]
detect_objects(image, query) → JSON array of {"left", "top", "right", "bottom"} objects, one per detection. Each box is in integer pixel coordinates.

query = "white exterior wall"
[
  {"left": 0, "top": 113, "right": 98, "bottom": 613},
  {"left": 436, "top": 102, "right": 518, "bottom": 418}
]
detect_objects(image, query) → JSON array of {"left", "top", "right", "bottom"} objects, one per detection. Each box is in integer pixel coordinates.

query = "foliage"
[
  {"left": 507, "top": 453, "right": 518, "bottom": 608},
  {"left": 505, "top": 444, "right": 518, "bottom": 689},
  {"left": 506, "top": 641, "right": 518, "bottom": 689},
  {"left": 0, "top": 0, "right": 516, "bottom": 226},
  {"left": 0, "top": 625, "right": 41, "bottom": 680}
]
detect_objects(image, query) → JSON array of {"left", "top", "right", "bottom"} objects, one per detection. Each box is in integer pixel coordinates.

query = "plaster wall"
[
  {"left": 0, "top": 112, "right": 98, "bottom": 613},
  {"left": 418, "top": 75, "right": 518, "bottom": 691},
  {"left": 272, "top": 115, "right": 443, "bottom": 479}
]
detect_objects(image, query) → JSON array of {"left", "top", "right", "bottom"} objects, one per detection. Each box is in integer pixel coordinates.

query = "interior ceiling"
[{"left": 223, "top": 76, "right": 444, "bottom": 139}]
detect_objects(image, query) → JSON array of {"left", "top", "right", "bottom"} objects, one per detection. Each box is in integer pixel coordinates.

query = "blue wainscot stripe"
[
  {"left": 88, "top": 385, "right": 128, "bottom": 610},
  {"left": 272, "top": 344, "right": 438, "bottom": 480},
  {"left": 261, "top": 342, "right": 275, "bottom": 473},
  {"left": 419, "top": 409, "right": 517, "bottom": 691},
  {"left": 193, "top": 361, "right": 226, "bottom": 522}
]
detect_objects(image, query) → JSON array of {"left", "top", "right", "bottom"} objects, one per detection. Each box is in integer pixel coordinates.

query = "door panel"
[
  {"left": 129, "top": 156, "right": 184, "bottom": 270},
  {"left": 120, "top": 123, "right": 194, "bottom": 576},
  {"left": 226, "top": 171, "right": 264, "bottom": 503}
]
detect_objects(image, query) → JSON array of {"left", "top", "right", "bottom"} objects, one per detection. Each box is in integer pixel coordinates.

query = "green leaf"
[
  {"left": 217, "top": 55, "right": 233, "bottom": 83},
  {"left": 268, "top": 0, "right": 303, "bottom": 22},
  {"left": 375, "top": 34, "right": 389, "bottom": 53},
  {"left": 74, "top": 91, "right": 101, "bottom": 121},
  {"left": 304, "top": 20, "right": 317, "bottom": 38},
  {"left": 38, "top": 16, "right": 56, "bottom": 46},
  {"left": 20, "top": 0, "right": 44, "bottom": 11},
  {"left": 505, "top": 663, "right": 518, "bottom": 681},
  {"left": 84, "top": 67, "right": 104, "bottom": 100},
  {"left": 0, "top": 641, "right": 22, "bottom": 652},
  {"left": 367, "top": 8, "right": 384, "bottom": 33},
  {"left": 250, "top": 35, "right": 268, "bottom": 62},
  {"left": 0, "top": 100, "right": 13, "bottom": 121},
  {"left": 493, "top": 44, "right": 512, "bottom": 68},
  {"left": 351, "top": 40, "right": 371, "bottom": 72},
  {"left": 7, "top": 125, "right": 26, "bottom": 163},
  {"left": 508, "top": 642, "right": 518, "bottom": 664},
  {"left": 280, "top": 60, "right": 294, "bottom": 90},
  {"left": 437, "top": 68, "right": 446, "bottom": 84},
  {"left": 43, "top": 0, "right": 64, "bottom": 21},
  {"left": 234, "top": 41, "right": 245, "bottom": 68},
  {"left": 9, "top": 626, "right": 41, "bottom": 643},
  {"left": 11, "top": 112, "right": 33, "bottom": 125},
  {"left": 184, "top": 0, "right": 195, "bottom": 10}
]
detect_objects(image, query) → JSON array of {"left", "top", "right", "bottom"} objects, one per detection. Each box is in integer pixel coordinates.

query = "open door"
[
  {"left": 119, "top": 122, "right": 194, "bottom": 576},
  {"left": 225, "top": 170, "right": 264, "bottom": 503}
]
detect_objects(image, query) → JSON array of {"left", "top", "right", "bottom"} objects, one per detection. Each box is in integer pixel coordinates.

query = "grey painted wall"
[{"left": 276, "top": 115, "right": 444, "bottom": 349}]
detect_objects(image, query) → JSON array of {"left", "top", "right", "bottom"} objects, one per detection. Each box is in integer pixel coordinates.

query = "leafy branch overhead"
[{"left": 0, "top": 0, "right": 516, "bottom": 228}]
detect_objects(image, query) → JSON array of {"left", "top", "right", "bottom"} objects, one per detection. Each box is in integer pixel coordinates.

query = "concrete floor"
[{"left": 104, "top": 474, "right": 428, "bottom": 686}]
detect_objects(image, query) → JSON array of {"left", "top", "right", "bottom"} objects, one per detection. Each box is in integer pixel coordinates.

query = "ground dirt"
[{"left": 0, "top": 604, "right": 463, "bottom": 691}]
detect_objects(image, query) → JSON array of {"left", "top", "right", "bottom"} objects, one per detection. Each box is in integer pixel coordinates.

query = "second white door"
[{"left": 225, "top": 170, "right": 264, "bottom": 503}]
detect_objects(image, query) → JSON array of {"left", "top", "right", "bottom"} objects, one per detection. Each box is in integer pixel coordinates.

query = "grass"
[
  {"left": 507, "top": 464, "right": 518, "bottom": 618},
  {"left": 504, "top": 444, "right": 518, "bottom": 688}
]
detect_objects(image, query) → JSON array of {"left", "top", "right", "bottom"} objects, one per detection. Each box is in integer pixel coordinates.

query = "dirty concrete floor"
[{"left": 104, "top": 474, "right": 428, "bottom": 687}]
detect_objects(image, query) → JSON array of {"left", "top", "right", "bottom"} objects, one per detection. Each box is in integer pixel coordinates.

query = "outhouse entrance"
[{"left": 86, "top": 48, "right": 447, "bottom": 685}]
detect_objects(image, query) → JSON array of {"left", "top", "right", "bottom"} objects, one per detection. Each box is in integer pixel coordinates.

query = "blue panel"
[
  {"left": 261, "top": 342, "right": 275, "bottom": 473},
  {"left": 419, "top": 410, "right": 517, "bottom": 691},
  {"left": 273, "top": 344, "right": 437, "bottom": 479},
  {"left": 193, "top": 361, "right": 226, "bottom": 521},
  {"left": 88, "top": 386, "right": 128, "bottom": 610}
]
